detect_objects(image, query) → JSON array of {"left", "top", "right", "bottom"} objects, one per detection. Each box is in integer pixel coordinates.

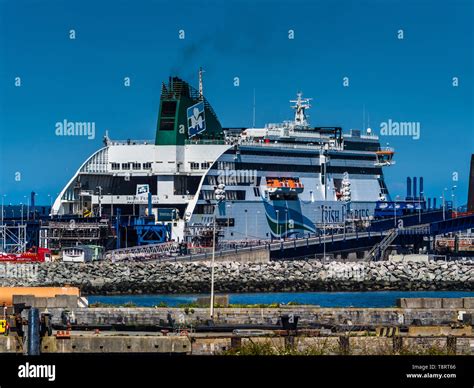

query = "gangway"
[
  {"left": 105, "top": 241, "right": 181, "bottom": 261},
  {"left": 365, "top": 229, "right": 398, "bottom": 261}
]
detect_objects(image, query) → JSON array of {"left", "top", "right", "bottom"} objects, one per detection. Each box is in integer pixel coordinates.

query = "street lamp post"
[
  {"left": 1, "top": 195, "right": 5, "bottom": 252},
  {"left": 48, "top": 194, "right": 53, "bottom": 218},
  {"left": 322, "top": 204, "right": 326, "bottom": 260},
  {"left": 394, "top": 195, "right": 400, "bottom": 228},
  {"left": 244, "top": 209, "right": 248, "bottom": 240},
  {"left": 24, "top": 196, "right": 30, "bottom": 221},
  {"left": 20, "top": 203, "right": 24, "bottom": 224},
  {"left": 452, "top": 185, "right": 457, "bottom": 212},
  {"left": 96, "top": 186, "right": 103, "bottom": 218},
  {"left": 419, "top": 191, "right": 424, "bottom": 224},
  {"left": 276, "top": 210, "right": 280, "bottom": 239},
  {"left": 284, "top": 209, "right": 288, "bottom": 240},
  {"left": 107, "top": 193, "right": 114, "bottom": 216},
  {"left": 1, "top": 195, "right": 5, "bottom": 226},
  {"left": 256, "top": 211, "right": 260, "bottom": 238},
  {"left": 313, "top": 208, "right": 317, "bottom": 237},
  {"left": 226, "top": 204, "right": 231, "bottom": 229},
  {"left": 442, "top": 188, "right": 447, "bottom": 221},
  {"left": 210, "top": 184, "right": 225, "bottom": 319}
]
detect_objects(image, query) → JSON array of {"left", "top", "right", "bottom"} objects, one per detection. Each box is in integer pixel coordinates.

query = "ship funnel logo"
[{"left": 187, "top": 101, "right": 206, "bottom": 137}]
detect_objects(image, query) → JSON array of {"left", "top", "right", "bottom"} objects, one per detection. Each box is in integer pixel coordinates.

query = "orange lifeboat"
[{"left": 266, "top": 177, "right": 304, "bottom": 194}]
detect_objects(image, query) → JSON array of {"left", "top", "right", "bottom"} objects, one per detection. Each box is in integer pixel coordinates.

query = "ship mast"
[
  {"left": 199, "top": 67, "right": 204, "bottom": 100},
  {"left": 290, "top": 92, "right": 312, "bottom": 127}
]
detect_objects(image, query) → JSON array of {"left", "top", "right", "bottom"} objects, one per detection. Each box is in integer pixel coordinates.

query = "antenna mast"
[
  {"left": 252, "top": 88, "right": 256, "bottom": 127},
  {"left": 198, "top": 67, "right": 204, "bottom": 100}
]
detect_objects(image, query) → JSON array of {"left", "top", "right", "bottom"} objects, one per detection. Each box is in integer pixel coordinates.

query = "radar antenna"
[{"left": 290, "top": 92, "right": 312, "bottom": 127}]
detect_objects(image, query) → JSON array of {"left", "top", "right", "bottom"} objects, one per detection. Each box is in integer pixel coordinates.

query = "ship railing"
[
  {"left": 108, "top": 139, "right": 155, "bottom": 146},
  {"left": 185, "top": 139, "right": 226, "bottom": 145},
  {"left": 238, "top": 140, "right": 344, "bottom": 151}
]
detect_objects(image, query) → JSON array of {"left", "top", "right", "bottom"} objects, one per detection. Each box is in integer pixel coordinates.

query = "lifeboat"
[
  {"left": 375, "top": 147, "right": 396, "bottom": 166},
  {"left": 266, "top": 177, "right": 304, "bottom": 194}
]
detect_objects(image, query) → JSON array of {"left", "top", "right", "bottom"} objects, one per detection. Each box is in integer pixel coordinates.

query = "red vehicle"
[{"left": 0, "top": 247, "right": 52, "bottom": 263}]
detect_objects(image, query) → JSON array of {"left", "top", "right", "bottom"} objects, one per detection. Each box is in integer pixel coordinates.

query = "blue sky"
[{"left": 0, "top": 0, "right": 473, "bottom": 205}]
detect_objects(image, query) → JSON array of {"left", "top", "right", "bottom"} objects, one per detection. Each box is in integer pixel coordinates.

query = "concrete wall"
[
  {"left": 398, "top": 297, "right": 474, "bottom": 309},
  {"left": 44, "top": 306, "right": 474, "bottom": 327},
  {"left": 40, "top": 335, "right": 191, "bottom": 354},
  {"left": 12, "top": 294, "right": 79, "bottom": 309},
  {"left": 0, "top": 333, "right": 472, "bottom": 355}
]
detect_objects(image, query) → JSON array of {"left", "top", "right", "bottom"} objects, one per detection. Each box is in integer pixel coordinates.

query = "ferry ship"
[{"left": 52, "top": 70, "right": 396, "bottom": 243}]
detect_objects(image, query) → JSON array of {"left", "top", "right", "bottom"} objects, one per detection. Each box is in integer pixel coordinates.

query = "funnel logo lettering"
[{"left": 187, "top": 101, "right": 206, "bottom": 137}]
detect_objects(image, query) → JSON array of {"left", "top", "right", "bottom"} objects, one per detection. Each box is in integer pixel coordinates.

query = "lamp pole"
[
  {"left": 256, "top": 211, "right": 260, "bottom": 238},
  {"left": 226, "top": 204, "right": 231, "bottom": 230},
  {"left": 285, "top": 209, "right": 288, "bottom": 239},
  {"left": 48, "top": 194, "right": 52, "bottom": 219},
  {"left": 322, "top": 204, "right": 326, "bottom": 260},
  {"left": 452, "top": 185, "right": 457, "bottom": 212},
  {"left": 244, "top": 209, "right": 248, "bottom": 240},
  {"left": 442, "top": 188, "right": 447, "bottom": 221},
  {"left": 394, "top": 195, "right": 400, "bottom": 228},
  {"left": 419, "top": 191, "right": 423, "bottom": 224},
  {"left": 276, "top": 210, "right": 280, "bottom": 239},
  {"left": 210, "top": 184, "right": 225, "bottom": 319},
  {"left": 313, "top": 208, "right": 317, "bottom": 237},
  {"left": 1, "top": 195, "right": 5, "bottom": 226},
  {"left": 1, "top": 195, "right": 5, "bottom": 253},
  {"left": 24, "top": 196, "right": 29, "bottom": 221},
  {"left": 96, "top": 186, "right": 103, "bottom": 218}
]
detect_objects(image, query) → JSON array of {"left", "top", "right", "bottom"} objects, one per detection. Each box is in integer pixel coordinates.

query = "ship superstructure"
[{"left": 52, "top": 70, "right": 395, "bottom": 243}]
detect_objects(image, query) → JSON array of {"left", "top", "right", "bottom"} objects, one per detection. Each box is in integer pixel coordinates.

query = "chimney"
[{"left": 413, "top": 177, "right": 417, "bottom": 200}]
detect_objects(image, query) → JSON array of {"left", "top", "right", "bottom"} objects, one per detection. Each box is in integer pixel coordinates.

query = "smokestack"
[
  {"left": 468, "top": 155, "right": 474, "bottom": 212},
  {"left": 406, "top": 177, "right": 412, "bottom": 199},
  {"left": 413, "top": 177, "right": 417, "bottom": 200},
  {"left": 419, "top": 177, "right": 424, "bottom": 198}
]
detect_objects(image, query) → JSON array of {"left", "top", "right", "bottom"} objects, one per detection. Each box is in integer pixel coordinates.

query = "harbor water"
[{"left": 89, "top": 291, "right": 474, "bottom": 308}]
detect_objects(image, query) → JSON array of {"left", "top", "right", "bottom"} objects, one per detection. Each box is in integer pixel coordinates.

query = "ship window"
[
  {"left": 132, "top": 163, "right": 141, "bottom": 170},
  {"left": 121, "top": 163, "right": 131, "bottom": 170},
  {"left": 201, "top": 162, "right": 211, "bottom": 170},
  {"left": 253, "top": 187, "right": 261, "bottom": 197},
  {"left": 174, "top": 176, "right": 201, "bottom": 195},
  {"left": 194, "top": 204, "right": 214, "bottom": 214},
  {"left": 190, "top": 162, "right": 200, "bottom": 170},
  {"left": 206, "top": 176, "right": 217, "bottom": 186},
  {"left": 161, "top": 101, "right": 177, "bottom": 117},
  {"left": 143, "top": 162, "right": 152, "bottom": 169},
  {"left": 217, "top": 161, "right": 235, "bottom": 170},
  {"left": 111, "top": 163, "right": 120, "bottom": 170},
  {"left": 159, "top": 119, "right": 175, "bottom": 131}
]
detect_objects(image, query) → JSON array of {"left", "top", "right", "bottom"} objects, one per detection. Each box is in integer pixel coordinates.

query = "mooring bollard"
[
  {"left": 27, "top": 308, "right": 41, "bottom": 356},
  {"left": 339, "top": 336, "right": 350, "bottom": 355},
  {"left": 446, "top": 336, "right": 457, "bottom": 355}
]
